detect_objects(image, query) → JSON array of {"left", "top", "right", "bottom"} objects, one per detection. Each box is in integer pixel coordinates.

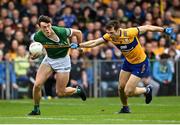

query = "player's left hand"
[
  {"left": 70, "top": 43, "right": 79, "bottom": 49},
  {"left": 164, "top": 27, "right": 173, "bottom": 35},
  {"left": 164, "top": 27, "right": 176, "bottom": 40}
]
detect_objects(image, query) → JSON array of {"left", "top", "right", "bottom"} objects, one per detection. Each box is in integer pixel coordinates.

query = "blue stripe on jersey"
[{"left": 115, "top": 38, "right": 138, "bottom": 52}]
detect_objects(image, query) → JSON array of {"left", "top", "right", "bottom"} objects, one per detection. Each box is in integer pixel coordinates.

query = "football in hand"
[{"left": 29, "top": 42, "right": 44, "bottom": 57}]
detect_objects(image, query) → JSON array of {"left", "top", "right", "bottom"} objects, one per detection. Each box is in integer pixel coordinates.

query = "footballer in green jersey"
[{"left": 28, "top": 15, "right": 86, "bottom": 115}]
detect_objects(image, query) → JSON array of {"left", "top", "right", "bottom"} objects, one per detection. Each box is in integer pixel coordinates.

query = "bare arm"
[
  {"left": 71, "top": 29, "right": 83, "bottom": 43},
  {"left": 79, "top": 38, "right": 106, "bottom": 48},
  {"left": 138, "top": 25, "right": 164, "bottom": 33}
]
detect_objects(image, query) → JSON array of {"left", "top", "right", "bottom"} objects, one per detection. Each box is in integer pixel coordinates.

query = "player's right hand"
[{"left": 29, "top": 53, "right": 39, "bottom": 60}]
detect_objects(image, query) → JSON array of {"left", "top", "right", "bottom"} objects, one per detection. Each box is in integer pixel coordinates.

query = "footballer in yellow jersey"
[
  {"left": 102, "top": 28, "right": 146, "bottom": 64},
  {"left": 71, "top": 20, "right": 174, "bottom": 113}
]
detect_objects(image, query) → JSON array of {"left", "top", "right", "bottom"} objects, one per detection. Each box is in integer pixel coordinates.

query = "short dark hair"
[
  {"left": 37, "top": 15, "right": 52, "bottom": 25},
  {"left": 106, "top": 20, "right": 120, "bottom": 30},
  {"left": 160, "top": 53, "right": 170, "bottom": 59}
]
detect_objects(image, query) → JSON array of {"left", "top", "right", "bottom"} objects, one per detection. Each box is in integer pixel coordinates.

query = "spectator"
[
  {"left": 7, "top": 39, "right": 19, "bottom": 61},
  {"left": 4, "top": 53, "right": 18, "bottom": 99},
  {"left": 69, "top": 49, "right": 88, "bottom": 90},
  {"left": 153, "top": 53, "right": 173, "bottom": 96},
  {"left": 48, "top": 4, "right": 58, "bottom": 25},
  {"left": 88, "top": 46, "right": 102, "bottom": 60},
  {"left": 154, "top": 37, "right": 167, "bottom": 57},
  {"left": 2, "top": 26, "right": 14, "bottom": 53},
  {"left": 168, "top": 0, "right": 180, "bottom": 18},
  {"left": 164, "top": 11, "right": 174, "bottom": 25},
  {"left": 0, "top": 40, "right": 5, "bottom": 52},
  {"left": 96, "top": 7, "right": 108, "bottom": 25},
  {"left": 124, "top": 1, "right": 136, "bottom": 20},
  {"left": 0, "top": 20, "right": 4, "bottom": 38},
  {"left": 152, "top": 3, "right": 160, "bottom": 19},
  {"left": 0, "top": 50, "right": 5, "bottom": 98},
  {"left": 12, "top": 9, "right": 21, "bottom": 25},
  {"left": 1, "top": 8, "right": 8, "bottom": 19},
  {"left": 21, "top": 16, "right": 32, "bottom": 37},
  {"left": 100, "top": 49, "right": 119, "bottom": 97},
  {"left": 140, "top": 42, "right": 160, "bottom": 96},
  {"left": 139, "top": 36, "right": 146, "bottom": 50},
  {"left": 176, "top": 33, "right": 180, "bottom": 50},
  {"left": 14, "top": 45, "right": 30, "bottom": 90},
  {"left": 132, "top": 6, "right": 145, "bottom": 25},
  {"left": 60, "top": 6, "right": 77, "bottom": 28},
  {"left": 14, "top": 30, "right": 29, "bottom": 46}
]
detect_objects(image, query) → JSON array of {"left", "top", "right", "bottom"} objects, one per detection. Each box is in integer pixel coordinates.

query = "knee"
[
  {"left": 34, "top": 83, "right": 41, "bottom": 89},
  {"left": 124, "top": 88, "right": 134, "bottom": 97},
  {"left": 56, "top": 90, "right": 65, "bottom": 97},
  {"left": 118, "top": 84, "right": 125, "bottom": 92}
]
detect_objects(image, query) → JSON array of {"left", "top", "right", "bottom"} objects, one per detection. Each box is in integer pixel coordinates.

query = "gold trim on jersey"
[{"left": 43, "top": 44, "right": 70, "bottom": 48}]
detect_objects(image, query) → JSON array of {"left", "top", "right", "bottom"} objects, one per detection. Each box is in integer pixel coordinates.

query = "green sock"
[
  {"left": 76, "top": 88, "right": 81, "bottom": 94},
  {"left": 34, "top": 105, "right": 40, "bottom": 112}
]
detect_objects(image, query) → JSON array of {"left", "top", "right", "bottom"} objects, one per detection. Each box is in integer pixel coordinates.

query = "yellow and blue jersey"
[{"left": 102, "top": 28, "right": 146, "bottom": 64}]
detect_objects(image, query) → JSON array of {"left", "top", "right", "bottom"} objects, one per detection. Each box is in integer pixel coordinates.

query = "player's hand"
[
  {"left": 164, "top": 27, "right": 173, "bottom": 35},
  {"left": 30, "top": 53, "right": 39, "bottom": 60},
  {"left": 164, "top": 27, "right": 176, "bottom": 40},
  {"left": 70, "top": 43, "right": 79, "bottom": 49}
]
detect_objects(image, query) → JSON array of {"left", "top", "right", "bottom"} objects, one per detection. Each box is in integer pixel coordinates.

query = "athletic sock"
[
  {"left": 76, "top": 87, "right": 81, "bottom": 94},
  {"left": 34, "top": 104, "right": 40, "bottom": 112},
  {"left": 75, "top": 87, "right": 81, "bottom": 94},
  {"left": 123, "top": 106, "right": 129, "bottom": 108},
  {"left": 145, "top": 87, "right": 150, "bottom": 94}
]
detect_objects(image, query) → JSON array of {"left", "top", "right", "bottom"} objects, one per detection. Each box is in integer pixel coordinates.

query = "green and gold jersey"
[{"left": 33, "top": 26, "right": 71, "bottom": 59}]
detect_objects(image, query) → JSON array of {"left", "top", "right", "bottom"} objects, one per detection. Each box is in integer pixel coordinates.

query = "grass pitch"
[{"left": 0, "top": 96, "right": 180, "bottom": 124}]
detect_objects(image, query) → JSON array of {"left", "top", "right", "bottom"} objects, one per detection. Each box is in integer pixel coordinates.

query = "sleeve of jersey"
[
  {"left": 123, "top": 28, "right": 139, "bottom": 38},
  {"left": 65, "top": 28, "right": 72, "bottom": 37},
  {"left": 102, "top": 33, "right": 111, "bottom": 42},
  {"left": 33, "top": 33, "right": 39, "bottom": 42}
]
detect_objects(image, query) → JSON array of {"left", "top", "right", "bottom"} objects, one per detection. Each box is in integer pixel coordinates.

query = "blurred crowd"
[{"left": 0, "top": 0, "right": 180, "bottom": 98}]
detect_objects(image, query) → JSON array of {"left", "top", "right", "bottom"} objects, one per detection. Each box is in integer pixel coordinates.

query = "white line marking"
[
  {"left": 105, "top": 118, "right": 180, "bottom": 123},
  {"left": 0, "top": 116, "right": 76, "bottom": 121},
  {"left": 0, "top": 116, "right": 179, "bottom": 123}
]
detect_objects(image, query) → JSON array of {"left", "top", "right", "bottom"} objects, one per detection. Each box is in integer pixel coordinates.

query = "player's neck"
[{"left": 45, "top": 27, "right": 54, "bottom": 38}]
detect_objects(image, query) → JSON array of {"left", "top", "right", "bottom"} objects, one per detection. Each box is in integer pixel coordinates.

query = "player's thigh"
[
  {"left": 55, "top": 72, "right": 70, "bottom": 92},
  {"left": 124, "top": 74, "right": 141, "bottom": 93},
  {"left": 119, "top": 70, "right": 131, "bottom": 89},
  {"left": 35, "top": 63, "right": 53, "bottom": 86}
]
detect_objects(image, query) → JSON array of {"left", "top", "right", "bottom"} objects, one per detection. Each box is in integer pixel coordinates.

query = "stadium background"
[{"left": 0, "top": 0, "right": 179, "bottom": 99}]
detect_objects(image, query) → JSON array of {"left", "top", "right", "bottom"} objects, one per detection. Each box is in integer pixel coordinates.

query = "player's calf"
[{"left": 56, "top": 91, "right": 66, "bottom": 97}]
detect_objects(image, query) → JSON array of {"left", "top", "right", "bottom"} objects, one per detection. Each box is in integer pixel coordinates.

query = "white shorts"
[{"left": 41, "top": 55, "right": 71, "bottom": 72}]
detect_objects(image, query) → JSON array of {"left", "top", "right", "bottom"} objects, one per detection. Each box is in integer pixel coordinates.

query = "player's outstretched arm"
[
  {"left": 70, "top": 38, "right": 106, "bottom": 49},
  {"left": 138, "top": 25, "right": 174, "bottom": 36},
  {"left": 79, "top": 38, "right": 106, "bottom": 48},
  {"left": 138, "top": 25, "right": 164, "bottom": 33}
]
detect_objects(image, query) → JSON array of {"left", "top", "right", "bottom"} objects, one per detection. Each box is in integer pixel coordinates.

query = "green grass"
[{"left": 0, "top": 96, "right": 180, "bottom": 124}]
